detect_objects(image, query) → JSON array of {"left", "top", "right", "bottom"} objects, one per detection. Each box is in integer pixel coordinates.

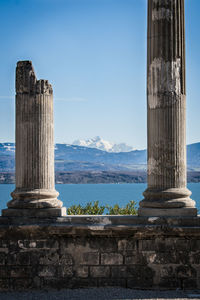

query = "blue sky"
[{"left": 0, "top": 0, "right": 199, "bottom": 149}]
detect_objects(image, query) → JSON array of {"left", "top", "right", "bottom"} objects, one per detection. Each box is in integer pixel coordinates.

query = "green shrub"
[
  {"left": 67, "top": 201, "right": 105, "bottom": 215},
  {"left": 67, "top": 200, "right": 137, "bottom": 215},
  {"left": 106, "top": 200, "right": 137, "bottom": 215}
]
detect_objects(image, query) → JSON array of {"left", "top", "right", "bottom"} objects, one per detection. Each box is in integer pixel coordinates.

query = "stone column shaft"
[
  {"left": 138, "top": 0, "right": 197, "bottom": 216},
  {"left": 2, "top": 61, "right": 66, "bottom": 217}
]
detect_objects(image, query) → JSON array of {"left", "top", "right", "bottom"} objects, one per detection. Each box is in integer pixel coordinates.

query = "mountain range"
[
  {"left": 72, "top": 136, "right": 134, "bottom": 153},
  {"left": 0, "top": 141, "right": 200, "bottom": 172}
]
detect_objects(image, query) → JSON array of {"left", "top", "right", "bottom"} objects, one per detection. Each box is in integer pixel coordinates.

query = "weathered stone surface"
[
  {"left": 57, "top": 265, "right": 73, "bottom": 278},
  {"left": 139, "top": 0, "right": 197, "bottom": 216},
  {"left": 3, "top": 61, "right": 66, "bottom": 217},
  {"left": 98, "top": 278, "right": 126, "bottom": 287},
  {"left": 101, "top": 253, "right": 123, "bottom": 265},
  {"left": 75, "top": 266, "right": 88, "bottom": 278},
  {"left": 2, "top": 207, "right": 66, "bottom": 218},
  {"left": 111, "top": 266, "right": 127, "bottom": 278},
  {"left": 139, "top": 207, "right": 197, "bottom": 217},
  {"left": 90, "top": 266, "right": 110, "bottom": 278},
  {"left": 79, "top": 253, "right": 99, "bottom": 266},
  {"left": 0, "top": 216, "right": 198, "bottom": 290}
]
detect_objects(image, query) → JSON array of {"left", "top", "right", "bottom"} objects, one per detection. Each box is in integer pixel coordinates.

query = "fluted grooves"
[
  {"left": 139, "top": 0, "right": 196, "bottom": 215},
  {"left": 8, "top": 61, "right": 63, "bottom": 209},
  {"left": 147, "top": 0, "right": 185, "bottom": 190}
]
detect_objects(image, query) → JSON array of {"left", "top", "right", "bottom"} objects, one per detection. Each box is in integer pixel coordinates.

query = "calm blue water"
[{"left": 0, "top": 183, "right": 199, "bottom": 212}]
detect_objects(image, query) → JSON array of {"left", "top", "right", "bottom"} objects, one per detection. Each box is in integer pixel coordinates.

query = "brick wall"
[{"left": 0, "top": 216, "right": 199, "bottom": 290}]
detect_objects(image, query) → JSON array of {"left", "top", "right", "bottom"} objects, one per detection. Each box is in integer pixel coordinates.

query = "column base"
[
  {"left": 8, "top": 189, "right": 63, "bottom": 209},
  {"left": 138, "top": 187, "right": 197, "bottom": 217},
  {"left": 1, "top": 207, "right": 66, "bottom": 218}
]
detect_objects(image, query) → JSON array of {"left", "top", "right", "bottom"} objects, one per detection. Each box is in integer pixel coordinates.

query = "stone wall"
[{"left": 0, "top": 216, "right": 199, "bottom": 290}]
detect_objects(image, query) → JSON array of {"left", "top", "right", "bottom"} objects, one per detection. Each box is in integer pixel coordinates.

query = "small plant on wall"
[{"left": 67, "top": 200, "right": 137, "bottom": 215}]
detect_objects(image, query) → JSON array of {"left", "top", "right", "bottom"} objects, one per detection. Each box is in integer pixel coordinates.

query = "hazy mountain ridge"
[
  {"left": 55, "top": 143, "right": 147, "bottom": 169},
  {"left": 0, "top": 142, "right": 200, "bottom": 172}
]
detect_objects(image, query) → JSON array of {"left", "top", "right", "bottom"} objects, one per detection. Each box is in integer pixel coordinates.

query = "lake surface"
[{"left": 0, "top": 183, "right": 199, "bottom": 213}]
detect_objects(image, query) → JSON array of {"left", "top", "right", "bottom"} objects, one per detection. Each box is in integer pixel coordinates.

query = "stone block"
[
  {"left": 75, "top": 266, "right": 88, "bottom": 278},
  {"left": 145, "top": 238, "right": 191, "bottom": 252},
  {"left": 127, "top": 265, "right": 155, "bottom": 281},
  {"left": 2, "top": 207, "right": 66, "bottom": 218},
  {"left": 69, "top": 278, "right": 98, "bottom": 289},
  {"left": 90, "top": 266, "right": 110, "bottom": 278},
  {"left": 10, "top": 266, "right": 32, "bottom": 278},
  {"left": 118, "top": 239, "right": 137, "bottom": 251},
  {"left": 79, "top": 252, "right": 99, "bottom": 265},
  {"left": 30, "top": 251, "right": 46, "bottom": 265},
  {"left": 0, "top": 248, "right": 8, "bottom": 254},
  {"left": 160, "top": 266, "right": 175, "bottom": 278},
  {"left": 60, "top": 237, "right": 99, "bottom": 253},
  {"left": 111, "top": 266, "right": 127, "bottom": 278},
  {"left": 145, "top": 252, "right": 189, "bottom": 265},
  {"left": 35, "top": 240, "right": 59, "bottom": 249},
  {"left": 182, "top": 278, "right": 197, "bottom": 289},
  {"left": 60, "top": 254, "right": 73, "bottom": 265},
  {"left": 75, "top": 278, "right": 98, "bottom": 288},
  {"left": 101, "top": 253, "right": 123, "bottom": 265},
  {"left": 7, "top": 251, "right": 30, "bottom": 266},
  {"left": 0, "top": 240, "right": 8, "bottom": 248},
  {"left": 174, "top": 251, "right": 190, "bottom": 265},
  {"left": 159, "top": 277, "right": 180, "bottom": 289},
  {"left": 127, "top": 278, "right": 153, "bottom": 289},
  {"left": 43, "top": 278, "right": 97, "bottom": 289},
  {"left": 189, "top": 251, "right": 200, "bottom": 264},
  {"left": 98, "top": 278, "right": 126, "bottom": 287},
  {"left": 190, "top": 240, "right": 200, "bottom": 251},
  {"left": 90, "top": 237, "right": 118, "bottom": 252},
  {"left": 32, "top": 276, "right": 41, "bottom": 289},
  {"left": 39, "top": 251, "right": 59, "bottom": 265},
  {"left": 0, "top": 267, "right": 9, "bottom": 278},
  {"left": 127, "top": 266, "right": 155, "bottom": 288},
  {"left": 38, "top": 266, "right": 56, "bottom": 277},
  {"left": 139, "top": 240, "right": 155, "bottom": 251},
  {"left": 170, "top": 239, "right": 191, "bottom": 251},
  {"left": 44, "top": 239, "right": 59, "bottom": 249},
  {"left": 10, "top": 278, "right": 33, "bottom": 290},
  {"left": 194, "top": 266, "right": 200, "bottom": 279},
  {"left": 125, "top": 252, "right": 147, "bottom": 265},
  {"left": 0, "top": 279, "right": 9, "bottom": 290},
  {"left": 6, "top": 253, "right": 16, "bottom": 266},
  {"left": 57, "top": 265, "right": 73, "bottom": 278},
  {"left": 138, "top": 208, "right": 197, "bottom": 217},
  {"left": 175, "top": 265, "right": 197, "bottom": 279},
  {"left": 16, "top": 252, "right": 30, "bottom": 265},
  {"left": 0, "top": 253, "right": 6, "bottom": 265}
]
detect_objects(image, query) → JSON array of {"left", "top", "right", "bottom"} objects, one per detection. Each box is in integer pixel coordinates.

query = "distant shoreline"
[{"left": 0, "top": 171, "right": 199, "bottom": 184}]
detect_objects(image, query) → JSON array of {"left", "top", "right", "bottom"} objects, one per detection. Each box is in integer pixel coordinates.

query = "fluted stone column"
[
  {"left": 2, "top": 61, "right": 66, "bottom": 217},
  {"left": 138, "top": 0, "right": 197, "bottom": 216}
]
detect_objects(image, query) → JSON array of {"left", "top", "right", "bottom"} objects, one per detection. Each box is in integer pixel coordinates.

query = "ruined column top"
[{"left": 16, "top": 60, "right": 53, "bottom": 95}]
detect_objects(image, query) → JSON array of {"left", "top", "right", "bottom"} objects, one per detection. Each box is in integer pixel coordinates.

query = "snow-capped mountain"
[
  {"left": 72, "top": 136, "right": 134, "bottom": 153},
  {"left": 0, "top": 142, "right": 200, "bottom": 174}
]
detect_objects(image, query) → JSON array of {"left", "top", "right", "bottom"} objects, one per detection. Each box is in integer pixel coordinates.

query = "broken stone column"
[
  {"left": 138, "top": 0, "right": 197, "bottom": 216},
  {"left": 2, "top": 61, "right": 66, "bottom": 217}
]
